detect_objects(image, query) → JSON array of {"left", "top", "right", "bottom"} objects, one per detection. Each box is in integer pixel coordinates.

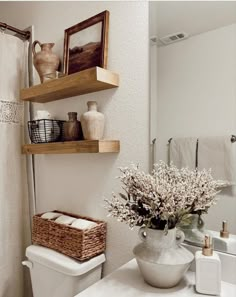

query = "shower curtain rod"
[{"left": 0, "top": 22, "right": 30, "bottom": 40}]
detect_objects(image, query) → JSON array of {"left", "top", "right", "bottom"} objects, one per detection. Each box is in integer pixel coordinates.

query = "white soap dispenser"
[{"left": 195, "top": 235, "right": 221, "bottom": 295}]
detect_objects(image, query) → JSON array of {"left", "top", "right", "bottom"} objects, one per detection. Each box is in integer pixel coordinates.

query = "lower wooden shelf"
[{"left": 22, "top": 140, "right": 120, "bottom": 155}]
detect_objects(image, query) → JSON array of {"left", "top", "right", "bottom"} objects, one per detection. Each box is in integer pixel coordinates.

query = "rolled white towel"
[
  {"left": 41, "top": 212, "right": 62, "bottom": 220},
  {"left": 34, "top": 110, "right": 52, "bottom": 120},
  {"left": 71, "top": 219, "right": 97, "bottom": 230},
  {"left": 55, "top": 215, "right": 76, "bottom": 225}
]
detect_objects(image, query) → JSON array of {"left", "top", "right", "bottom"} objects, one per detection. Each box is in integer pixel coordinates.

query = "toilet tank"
[{"left": 23, "top": 245, "right": 105, "bottom": 297}]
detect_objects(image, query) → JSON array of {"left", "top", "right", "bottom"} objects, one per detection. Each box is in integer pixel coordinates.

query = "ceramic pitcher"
[
  {"left": 133, "top": 227, "right": 194, "bottom": 288},
  {"left": 32, "top": 40, "right": 60, "bottom": 83}
]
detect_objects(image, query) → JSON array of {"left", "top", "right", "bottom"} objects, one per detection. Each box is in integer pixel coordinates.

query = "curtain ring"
[
  {"left": 0, "top": 27, "right": 6, "bottom": 34},
  {"left": 0, "top": 23, "right": 7, "bottom": 34}
]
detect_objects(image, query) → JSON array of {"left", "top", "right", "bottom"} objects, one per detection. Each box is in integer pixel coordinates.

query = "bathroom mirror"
[{"left": 150, "top": 1, "right": 236, "bottom": 255}]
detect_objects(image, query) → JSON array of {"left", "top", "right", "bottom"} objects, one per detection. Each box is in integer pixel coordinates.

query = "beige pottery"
[
  {"left": 81, "top": 101, "right": 105, "bottom": 140},
  {"left": 32, "top": 40, "right": 60, "bottom": 83},
  {"left": 133, "top": 227, "right": 194, "bottom": 288}
]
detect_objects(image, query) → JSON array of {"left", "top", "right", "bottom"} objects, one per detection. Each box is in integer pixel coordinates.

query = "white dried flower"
[{"left": 104, "top": 161, "right": 221, "bottom": 230}]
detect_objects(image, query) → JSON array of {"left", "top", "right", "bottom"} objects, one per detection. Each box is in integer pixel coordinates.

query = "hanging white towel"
[
  {"left": 169, "top": 137, "right": 198, "bottom": 170},
  {"left": 198, "top": 136, "right": 235, "bottom": 185}
]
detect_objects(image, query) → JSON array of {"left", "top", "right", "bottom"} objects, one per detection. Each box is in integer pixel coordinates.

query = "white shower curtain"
[{"left": 0, "top": 33, "right": 30, "bottom": 297}]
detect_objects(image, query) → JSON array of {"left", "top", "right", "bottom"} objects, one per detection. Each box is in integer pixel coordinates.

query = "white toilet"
[{"left": 22, "top": 245, "right": 105, "bottom": 297}]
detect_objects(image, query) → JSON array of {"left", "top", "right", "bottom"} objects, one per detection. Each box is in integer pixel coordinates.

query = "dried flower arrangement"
[{"left": 105, "top": 161, "right": 221, "bottom": 230}]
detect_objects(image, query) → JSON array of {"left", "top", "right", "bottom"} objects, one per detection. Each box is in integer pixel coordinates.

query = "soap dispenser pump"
[
  {"left": 220, "top": 220, "right": 229, "bottom": 238},
  {"left": 195, "top": 235, "right": 221, "bottom": 295}
]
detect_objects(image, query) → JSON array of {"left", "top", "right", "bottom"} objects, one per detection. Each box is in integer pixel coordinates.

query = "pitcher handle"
[
  {"left": 32, "top": 40, "right": 41, "bottom": 56},
  {"left": 139, "top": 227, "right": 147, "bottom": 241},
  {"left": 176, "top": 229, "right": 185, "bottom": 245}
]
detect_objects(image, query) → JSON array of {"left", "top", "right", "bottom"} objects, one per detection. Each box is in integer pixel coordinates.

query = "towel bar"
[{"left": 168, "top": 136, "right": 236, "bottom": 143}]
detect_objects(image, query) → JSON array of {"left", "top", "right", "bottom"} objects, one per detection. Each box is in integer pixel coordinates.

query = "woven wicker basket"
[{"left": 32, "top": 211, "right": 107, "bottom": 261}]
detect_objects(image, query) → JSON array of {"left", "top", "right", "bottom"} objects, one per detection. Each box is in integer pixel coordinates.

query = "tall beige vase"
[
  {"left": 32, "top": 40, "right": 60, "bottom": 83},
  {"left": 81, "top": 101, "right": 105, "bottom": 140}
]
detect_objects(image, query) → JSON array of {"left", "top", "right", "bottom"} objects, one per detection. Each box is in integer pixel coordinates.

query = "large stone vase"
[
  {"left": 81, "top": 101, "right": 105, "bottom": 140},
  {"left": 133, "top": 227, "right": 194, "bottom": 288},
  {"left": 32, "top": 40, "right": 60, "bottom": 83},
  {"left": 179, "top": 214, "right": 205, "bottom": 246}
]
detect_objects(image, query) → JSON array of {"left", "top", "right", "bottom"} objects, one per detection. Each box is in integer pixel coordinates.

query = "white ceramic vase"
[
  {"left": 179, "top": 214, "right": 205, "bottom": 246},
  {"left": 81, "top": 101, "right": 105, "bottom": 140},
  {"left": 133, "top": 227, "right": 194, "bottom": 288}
]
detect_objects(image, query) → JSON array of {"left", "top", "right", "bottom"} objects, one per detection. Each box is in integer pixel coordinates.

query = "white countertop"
[{"left": 75, "top": 259, "right": 236, "bottom": 297}]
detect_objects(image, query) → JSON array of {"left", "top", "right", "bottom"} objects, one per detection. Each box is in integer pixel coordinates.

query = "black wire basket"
[{"left": 28, "top": 119, "right": 64, "bottom": 144}]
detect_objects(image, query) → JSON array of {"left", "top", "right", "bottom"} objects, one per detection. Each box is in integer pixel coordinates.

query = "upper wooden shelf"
[
  {"left": 20, "top": 67, "right": 119, "bottom": 103},
  {"left": 22, "top": 140, "right": 120, "bottom": 155}
]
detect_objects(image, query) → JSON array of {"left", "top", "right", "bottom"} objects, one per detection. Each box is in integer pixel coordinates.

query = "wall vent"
[{"left": 159, "top": 32, "right": 189, "bottom": 45}]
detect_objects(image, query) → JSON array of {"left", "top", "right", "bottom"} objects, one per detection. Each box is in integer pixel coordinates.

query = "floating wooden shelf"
[
  {"left": 20, "top": 67, "right": 119, "bottom": 103},
  {"left": 22, "top": 140, "right": 120, "bottom": 155}
]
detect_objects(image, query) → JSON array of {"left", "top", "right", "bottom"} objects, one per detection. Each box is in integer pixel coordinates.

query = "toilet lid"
[{"left": 26, "top": 245, "right": 105, "bottom": 276}]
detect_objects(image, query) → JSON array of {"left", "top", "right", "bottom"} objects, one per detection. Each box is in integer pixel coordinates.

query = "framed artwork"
[{"left": 63, "top": 10, "right": 109, "bottom": 75}]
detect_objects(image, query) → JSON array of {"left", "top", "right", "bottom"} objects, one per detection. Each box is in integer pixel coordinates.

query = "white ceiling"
[{"left": 150, "top": 1, "right": 236, "bottom": 39}]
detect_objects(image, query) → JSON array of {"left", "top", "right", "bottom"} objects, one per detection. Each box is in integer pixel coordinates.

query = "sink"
[
  {"left": 209, "top": 230, "right": 236, "bottom": 254},
  {"left": 74, "top": 259, "right": 236, "bottom": 297}
]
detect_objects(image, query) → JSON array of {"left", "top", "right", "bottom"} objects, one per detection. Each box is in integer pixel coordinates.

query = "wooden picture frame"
[{"left": 63, "top": 10, "right": 109, "bottom": 75}]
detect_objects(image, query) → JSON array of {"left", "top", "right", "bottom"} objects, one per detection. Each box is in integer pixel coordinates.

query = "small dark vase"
[{"left": 63, "top": 112, "right": 82, "bottom": 141}]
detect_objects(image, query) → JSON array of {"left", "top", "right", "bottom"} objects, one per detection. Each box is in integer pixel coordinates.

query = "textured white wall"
[
  {"left": 150, "top": 43, "right": 158, "bottom": 167},
  {"left": 0, "top": 1, "right": 149, "bottom": 275},
  {"left": 156, "top": 24, "right": 236, "bottom": 234}
]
